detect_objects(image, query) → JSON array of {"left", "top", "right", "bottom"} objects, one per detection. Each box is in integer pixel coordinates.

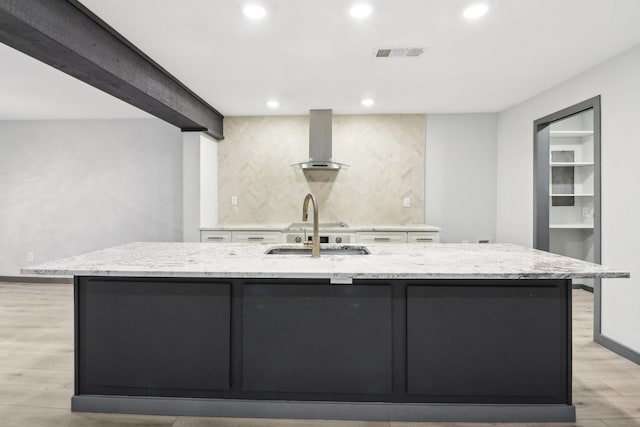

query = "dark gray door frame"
[
  {"left": 533, "top": 96, "right": 601, "bottom": 257},
  {"left": 0, "top": 0, "right": 224, "bottom": 139},
  {"left": 533, "top": 97, "right": 602, "bottom": 318}
]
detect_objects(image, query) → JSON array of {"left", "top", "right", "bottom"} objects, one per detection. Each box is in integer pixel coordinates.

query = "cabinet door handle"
[
  {"left": 207, "top": 236, "right": 224, "bottom": 240},
  {"left": 416, "top": 238, "right": 433, "bottom": 242},
  {"left": 374, "top": 237, "right": 391, "bottom": 242},
  {"left": 248, "top": 237, "right": 265, "bottom": 241}
]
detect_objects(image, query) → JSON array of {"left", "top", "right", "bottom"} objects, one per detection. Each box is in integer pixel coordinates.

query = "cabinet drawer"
[
  {"left": 407, "top": 232, "right": 440, "bottom": 243},
  {"left": 231, "top": 231, "right": 282, "bottom": 243},
  {"left": 201, "top": 231, "right": 231, "bottom": 243},
  {"left": 356, "top": 232, "right": 407, "bottom": 244}
]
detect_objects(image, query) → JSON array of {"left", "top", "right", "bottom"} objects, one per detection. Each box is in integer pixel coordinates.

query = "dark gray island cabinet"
[{"left": 24, "top": 243, "right": 629, "bottom": 422}]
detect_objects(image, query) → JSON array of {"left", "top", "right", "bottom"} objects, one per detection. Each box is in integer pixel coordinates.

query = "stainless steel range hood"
[{"left": 293, "top": 109, "right": 348, "bottom": 170}]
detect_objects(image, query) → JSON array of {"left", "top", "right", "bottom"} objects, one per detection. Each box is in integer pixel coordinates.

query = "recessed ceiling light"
[
  {"left": 361, "top": 98, "right": 375, "bottom": 107},
  {"left": 266, "top": 100, "right": 279, "bottom": 109},
  {"left": 463, "top": 3, "right": 489, "bottom": 20},
  {"left": 349, "top": 3, "right": 372, "bottom": 19},
  {"left": 243, "top": 4, "right": 266, "bottom": 20}
]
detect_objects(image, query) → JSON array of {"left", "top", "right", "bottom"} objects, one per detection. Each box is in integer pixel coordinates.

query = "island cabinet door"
[
  {"left": 406, "top": 280, "right": 570, "bottom": 404},
  {"left": 241, "top": 283, "right": 393, "bottom": 397},
  {"left": 76, "top": 278, "right": 232, "bottom": 397}
]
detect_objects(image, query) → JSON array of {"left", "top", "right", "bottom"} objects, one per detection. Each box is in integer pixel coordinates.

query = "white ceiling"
[
  {"left": 0, "top": 42, "right": 149, "bottom": 120},
  {"left": 2, "top": 0, "right": 640, "bottom": 119}
]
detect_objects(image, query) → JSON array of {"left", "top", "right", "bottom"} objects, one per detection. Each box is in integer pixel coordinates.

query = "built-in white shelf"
[
  {"left": 541, "top": 109, "right": 599, "bottom": 277},
  {"left": 550, "top": 162, "right": 594, "bottom": 167},
  {"left": 550, "top": 130, "right": 594, "bottom": 138}
]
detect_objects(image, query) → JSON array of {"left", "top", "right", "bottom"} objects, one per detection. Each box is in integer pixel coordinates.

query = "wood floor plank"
[
  {"left": 601, "top": 378, "right": 640, "bottom": 397},
  {"left": 390, "top": 421, "right": 609, "bottom": 427},
  {"left": 602, "top": 419, "right": 640, "bottom": 427},
  {"left": 173, "top": 418, "right": 389, "bottom": 427},
  {"left": 0, "top": 404, "right": 177, "bottom": 427},
  {"left": 575, "top": 397, "right": 640, "bottom": 420}
]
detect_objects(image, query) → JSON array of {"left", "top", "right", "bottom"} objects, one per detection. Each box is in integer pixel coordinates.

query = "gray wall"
[
  {"left": 425, "top": 114, "right": 497, "bottom": 243},
  {"left": 496, "top": 44, "right": 640, "bottom": 353},
  {"left": 0, "top": 119, "right": 183, "bottom": 276}
]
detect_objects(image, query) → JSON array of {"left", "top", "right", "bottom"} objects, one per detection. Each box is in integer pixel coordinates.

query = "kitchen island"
[{"left": 23, "top": 242, "right": 629, "bottom": 422}]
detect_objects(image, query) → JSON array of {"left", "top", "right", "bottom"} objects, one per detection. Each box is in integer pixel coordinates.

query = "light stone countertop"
[
  {"left": 21, "top": 242, "right": 629, "bottom": 281},
  {"left": 200, "top": 224, "right": 441, "bottom": 232}
]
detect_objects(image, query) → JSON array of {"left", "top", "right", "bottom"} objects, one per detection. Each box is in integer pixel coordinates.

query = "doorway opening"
[{"left": 533, "top": 95, "right": 601, "bottom": 335}]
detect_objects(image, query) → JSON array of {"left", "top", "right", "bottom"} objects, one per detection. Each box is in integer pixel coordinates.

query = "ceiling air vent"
[{"left": 375, "top": 47, "right": 424, "bottom": 58}]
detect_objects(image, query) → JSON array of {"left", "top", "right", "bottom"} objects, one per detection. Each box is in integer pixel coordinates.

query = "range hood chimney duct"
[{"left": 294, "top": 109, "right": 348, "bottom": 170}]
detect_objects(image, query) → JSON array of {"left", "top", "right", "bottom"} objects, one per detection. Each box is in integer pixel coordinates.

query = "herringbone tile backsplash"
[{"left": 218, "top": 114, "right": 425, "bottom": 224}]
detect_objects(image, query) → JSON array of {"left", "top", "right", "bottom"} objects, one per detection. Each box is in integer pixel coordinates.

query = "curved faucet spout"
[{"left": 302, "top": 193, "right": 320, "bottom": 258}]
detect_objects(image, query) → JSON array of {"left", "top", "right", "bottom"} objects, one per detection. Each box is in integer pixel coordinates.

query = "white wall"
[
  {"left": 182, "top": 132, "right": 201, "bottom": 242},
  {"left": 200, "top": 133, "right": 218, "bottom": 227},
  {"left": 496, "top": 45, "right": 640, "bottom": 352},
  {"left": 183, "top": 132, "right": 218, "bottom": 241},
  {"left": 0, "top": 118, "right": 183, "bottom": 276},
  {"left": 425, "top": 114, "right": 497, "bottom": 243}
]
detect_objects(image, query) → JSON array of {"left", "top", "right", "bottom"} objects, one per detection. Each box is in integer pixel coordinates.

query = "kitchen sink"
[{"left": 266, "top": 245, "right": 370, "bottom": 255}]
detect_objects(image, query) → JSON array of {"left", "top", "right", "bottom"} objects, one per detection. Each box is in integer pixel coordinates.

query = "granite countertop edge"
[
  {"left": 21, "top": 269, "right": 629, "bottom": 280},
  {"left": 20, "top": 242, "right": 630, "bottom": 281}
]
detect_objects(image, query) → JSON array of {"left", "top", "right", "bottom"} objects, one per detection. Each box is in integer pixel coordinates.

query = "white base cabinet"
[
  {"left": 231, "top": 231, "right": 283, "bottom": 244},
  {"left": 407, "top": 232, "right": 440, "bottom": 243},
  {"left": 201, "top": 231, "right": 232, "bottom": 243},
  {"left": 201, "top": 228, "right": 440, "bottom": 244},
  {"left": 356, "top": 232, "right": 407, "bottom": 244}
]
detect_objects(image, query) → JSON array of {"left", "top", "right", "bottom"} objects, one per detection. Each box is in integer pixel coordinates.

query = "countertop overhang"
[{"left": 21, "top": 242, "right": 629, "bottom": 281}]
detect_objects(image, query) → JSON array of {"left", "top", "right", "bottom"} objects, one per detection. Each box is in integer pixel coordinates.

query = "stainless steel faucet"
[{"left": 302, "top": 193, "right": 320, "bottom": 257}]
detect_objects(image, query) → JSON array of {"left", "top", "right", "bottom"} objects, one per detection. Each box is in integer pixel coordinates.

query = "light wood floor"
[{"left": 0, "top": 282, "right": 638, "bottom": 427}]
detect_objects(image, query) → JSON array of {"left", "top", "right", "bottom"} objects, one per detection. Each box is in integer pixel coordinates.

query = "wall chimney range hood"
[{"left": 293, "top": 109, "right": 348, "bottom": 170}]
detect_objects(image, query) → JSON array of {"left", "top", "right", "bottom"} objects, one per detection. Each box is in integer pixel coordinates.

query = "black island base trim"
[
  {"left": 74, "top": 276, "right": 573, "bottom": 422},
  {"left": 71, "top": 395, "right": 576, "bottom": 422}
]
